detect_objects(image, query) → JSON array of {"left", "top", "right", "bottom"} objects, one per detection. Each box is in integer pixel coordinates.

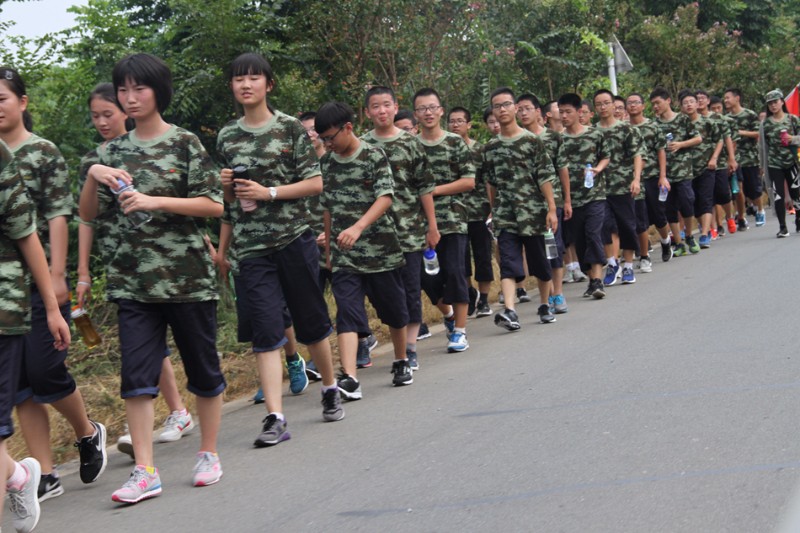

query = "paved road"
[{"left": 6, "top": 221, "right": 800, "bottom": 533}]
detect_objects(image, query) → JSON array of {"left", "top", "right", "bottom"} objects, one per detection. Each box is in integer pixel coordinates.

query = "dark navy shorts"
[
  {"left": 332, "top": 269, "right": 409, "bottom": 333},
  {"left": 635, "top": 198, "right": 649, "bottom": 235},
  {"left": 665, "top": 180, "right": 695, "bottom": 223},
  {"left": 400, "top": 251, "right": 423, "bottom": 324},
  {"left": 571, "top": 200, "right": 606, "bottom": 270},
  {"left": 740, "top": 166, "right": 763, "bottom": 201},
  {"left": 420, "top": 233, "right": 469, "bottom": 305},
  {"left": 713, "top": 169, "right": 732, "bottom": 205},
  {"left": 643, "top": 177, "right": 668, "bottom": 229},
  {"left": 497, "top": 230, "right": 552, "bottom": 282},
  {"left": 692, "top": 169, "right": 715, "bottom": 216},
  {"left": 0, "top": 335, "right": 24, "bottom": 439},
  {"left": 234, "top": 274, "right": 293, "bottom": 344},
  {"left": 465, "top": 220, "right": 494, "bottom": 282},
  {"left": 602, "top": 194, "right": 640, "bottom": 253}
]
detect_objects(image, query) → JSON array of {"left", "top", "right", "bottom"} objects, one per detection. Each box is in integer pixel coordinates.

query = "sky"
[{"left": 1, "top": 0, "right": 89, "bottom": 39}]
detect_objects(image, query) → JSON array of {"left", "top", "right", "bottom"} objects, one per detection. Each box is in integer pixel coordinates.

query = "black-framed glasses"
[
  {"left": 448, "top": 119, "right": 467, "bottom": 125},
  {"left": 492, "top": 101, "right": 515, "bottom": 110},
  {"left": 320, "top": 126, "right": 344, "bottom": 144},
  {"left": 414, "top": 105, "right": 442, "bottom": 114}
]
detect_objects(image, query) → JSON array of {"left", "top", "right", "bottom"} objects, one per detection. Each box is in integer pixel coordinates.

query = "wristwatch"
[{"left": 269, "top": 187, "right": 278, "bottom": 201}]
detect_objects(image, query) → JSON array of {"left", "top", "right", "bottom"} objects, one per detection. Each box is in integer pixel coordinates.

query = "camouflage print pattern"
[
  {"left": 416, "top": 131, "right": 475, "bottom": 235},
  {"left": 79, "top": 145, "right": 118, "bottom": 263},
  {"left": 762, "top": 113, "right": 800, "bottom": 169},
  {"left": 96, "top": 126, "right": 221, "bottom": 302},
  {"left": 216, "top": 111, "right": 321, "bottom": 259},
  {"left": 362, "top": 130, "right": 435, "bottom": 251},
  {"left": 714, "top": 112, "right": 737, "bottom": 170},
  {"left": 483, "top": 130, "right": 557, "bottom": 237},
  {"left": 689, "top": 114, "right": 724, "bottom": 177},
  {"left": 654, "top": 113, "right": 699, "bottom": 182},
  {"left": 559, "top": 127, "right": 609, "bottom": 208},
  {"left": 632, "top": 119, "right": 666, "bottom": 200},
  {"left": 320, "top": 142, "right": 405, "bottom": 273},
  {"left": 729, "top": 108, "right": 760, "bottom": 168},
  {"left": 0, "top": 140, "right": 36, "bottom": 335},
  {"left": 533, "top": 128, "right": 564, "bottom": 205},
  {"left": 220, "top": 204, "right": 241, "bottom": 276},
  {"left": 12, "top": 134, "right": 73, "bottom": 260},
  {"left": 462, "top": 139, "right": 490, "bottom": 222},
  {"left": 596, "top": 120, "right": 644, "bottom": 196}
]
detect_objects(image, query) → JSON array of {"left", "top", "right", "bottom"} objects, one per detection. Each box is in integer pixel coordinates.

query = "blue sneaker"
[
  {"left": 698, "top": 234, "right": 711, "bottom": 249},
  {"left": 447, "top": 331, "right": 469, "bottom": 353},
  {"left": 416, "top": 323, "right": 432, "bottom": 340},
  {"left": 444, "top": 317, "right": 455, "bottom": 336},
  {"left": 551, "top": 294, "right": 568, "bottom": 313},
  {"left": 356, "top": 338, "right": 372, "bottom": 369},
  {"left": 755, "top": 211, "right": 766, "bottom": 226},
  {"left": 621, "top": 267, "right": 636, "bottom": 284},
  {"left": 253, "top": 388, "right": 265, "bottom": 404},
  {"left": 286, "top": 356, "right": 309, "bottom": 395},
  {"left": 603, "top": 263, "right": 620, "bottom": 286},
  {"left": 680, "top": 230, "right": 686, "bottom": 239},
  {"left": 406, "top": 349, "right": 419, "bottom": 371}
]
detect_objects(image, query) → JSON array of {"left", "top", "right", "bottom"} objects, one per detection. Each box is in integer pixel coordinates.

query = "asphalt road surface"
[{"left": 6, "top": 219, "right": 800, "bottom": 533}]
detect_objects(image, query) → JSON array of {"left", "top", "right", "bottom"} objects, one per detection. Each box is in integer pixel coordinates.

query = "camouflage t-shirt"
[
  {"left": 463, "top": 139, "right": 490, "bottom": 222},
  {"left": 96, "top": 126, "right": 221, "bottom": 303},
  {"left": 12, "top": 134, "right": 73, "bottom": 260},
  {"left": 483, "top": 130, "right": 556, "bottom": 237},
  {"left": 79, "top": 145, "right": 118, "bottom": 263},
  {"left": 361, "top": 130, "right": 435, "bottom": 251},
  {"left": 416, "top": 131, "right": 475, "bottom": 235},
  {"left": 729, "top": 108, "right": 760, "bottom": 168},
  {"left": 714, "top": 113, "right": 737, "bottom": 169},
  {"left": 632, "top": 119, "right": 666, "bottom": 182},
  {"left": 689, "top": 114, "right": 724, "bottom": 177},
  {"left": 216, "top": 111, "right": 321, "bottom": 259},
  {"left": 533, "top": 128, "right": 565, "bottom": 205},
  {"left": 762, "top": 114, "right": 800, "bottom": 169},
  {"left": 319, "top": 142, "right": 404, "bottom": 273},
  {"left": 654, "top": 113, "right": 699, "bottom": 182},
  {"left": 0, "top": 140, "right": 37, "bottom": 334},
  {"left": 596, "top": 120, "right": 644, "bottom": 196},
  {"left": 560, "top": 127, "right": 609, "bottom": 208}
]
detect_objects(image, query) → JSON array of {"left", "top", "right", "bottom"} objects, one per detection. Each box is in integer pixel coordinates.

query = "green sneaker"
[
  {"left": 686, "top": 236, "right": 700, "bottom": 254},
  {"left": 285, "top": 355, "right": 309, "bottom": 395},
  {"left": 673, "top": 243, "right": 687, "bottom": 257}
]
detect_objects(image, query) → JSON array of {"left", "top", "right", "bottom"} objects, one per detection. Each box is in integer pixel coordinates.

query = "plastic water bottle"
[
  {"left": 583, "top": 164, "right": 594, "bottom": 189},
  {"left": 665, "top": 132, "right": 674, "bottom": 143},
  {"left": 423, "top": 248, "right": 440, "bottom": 275},
  {"left": 658, "top": 185, "right": 668, "bottom": 202},
  {"left": 112, "top": 179, "right": 152, "bottom": 228},
  {"left": 730, "top": 175, "right": 740, "bottom": 195},
  {"left": 70, "top": 306, "right": 102, "bottom": 348},
  {"left": 232, "top": 165, "right": 257, "bottom": 212},
  {"left": 543, "top": 230, "right": 558, "bottom": 260}
]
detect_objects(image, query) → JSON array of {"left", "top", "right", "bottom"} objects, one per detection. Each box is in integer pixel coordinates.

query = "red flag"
[{"left": 787, "top": 84, "right": 800, "bottom": 116}]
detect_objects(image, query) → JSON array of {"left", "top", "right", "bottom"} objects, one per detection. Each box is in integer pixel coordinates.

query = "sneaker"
[
  {"left": 447, "top": 331, "right": 469, "bottom": 352},
  {"left": 516, "top": 287, "right": 531, "bottom": 303},
  {"left": 443, "top": 317, "right": 455, "bottom": 336},
  {"left": 365, "top": 334, "right": 378, "bottom": 352},
  {"left": 494, "top": 308, "right": 521, "bottom": 331},
  {"left": 603, "top": 263, "right": 620, "bottom": 286},
  {"left": 337, "top": 372, "right": 362, "bottom": 401},
  {"left": 737, "top": 218, "right": 748, "bottom": 231},
  {"left": 621, "top": 267, "right": 636, "bottom": 284},
  {"left": 563, "top": 269, "right": 575, "bottom": 283},
  {"left": 551, "top": 294, "right": 568, "bottom": 314},
  {"left": 572, "top": 269, "right": 588, "bottom": 282},
  {"left": 253, "top": 388, "right": 265, "bottom": 403},
  {"left": 475, "top": 301, "right": 492, "bottom": 317},
  {"left": 321, "top": 387, "right": 345, "bottom": 421},
  {"left": 686, "top": 236, "right": 700, "bottom": 254},
  {"left": 192, "top": 452, "right": 222, "bottom": 487},
  {"left": 159, "top": 410, "right": 195, "bottom": 443},
  {"left": 467, "top": 286, "right": 479, "bottom": 317},
  {"left": 680, "top": 229, "right": 686, "bottom": 240},
  {"left": 38, "top": 471, "right": 64, "bottom": 502},
  {"left": 391, "top": 359, "right": 413, "bottom": 386},
  {"left": 286, "top": 356, "right": 309, "bottom": 395},
  {"left": 498, "top": 292, "right": 505, "bottom": 304},
  {"left": 304, "top": 359, "right": 322, "bottom": 382},
  {"left": 709, "top": 227, "right": 718, "bottom": 240},
  {"left": 9, "top": 458, "right": 41, "bottom": 532},
  {"left": 717, "top": 224, "right": 726, "bottom": 237},
  {"left": 253, "top": 414, "right": 291, "bottom": 447},
  {"left": 356, "top": 339, "right": 372, "bottom": 369},
  {"left": 746, "top": 204, "right": 757, "bottom": 217},
  {"left": 590, "top": 278, "right": 606, "bottom": 299},
  {"left": 698, "top": 234, "right": 711, "bottom": 249},
  {"left": 111, "top": 465, "right": 162, "bottom": 504},
  {"left": 416, "top": 323, "right": 432, "bottom": 340},
  {"left": 582, "top": 280, "right": 594, "bottom": 298},
  {"left": 537, "top": 304, "right": 556, "bottom": 323},
  {"left": 777, "top": 226, "right": 790, "bottom": 238},
  {"left": 673, "top": 242, "right": 687, "bottom": 256},
  {"left": 117, "top": 430, "right": 135, "bottom": 461},
  {"left": 727, "top": 218, "right": 737, "bottom": 234},
  {"left": 755, "top": 210, "right": 766, "bottom": 226},
  {"left": 76, "top": 420, "right": 107, "bottom": 484},
  {"left": 407, "top": 349, "right": 419, "bottom": 371},
  {"left": 640, "top": 257, "right": 653, "bottom": 273}
]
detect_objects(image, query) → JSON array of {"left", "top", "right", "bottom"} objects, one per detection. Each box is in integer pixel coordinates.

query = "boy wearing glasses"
[{"left": 413, "top": 88, "right": 475, "bottom": 353}]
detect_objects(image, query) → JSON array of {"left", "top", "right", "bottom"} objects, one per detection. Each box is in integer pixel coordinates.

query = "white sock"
[
  {"left": 624, "top": 262, "right": 633, "bottom": 270},
  {"left": 454, "top": 327, "right": 466, "bottom": 334},
  {"left": 607, "top": 257, "right": 617, "bottom": 267},
  {"left": 6, "top": 461, "right": 27, "bottom": 490},
  {"left": 270, "top": 412, "right": 284, "bottom": 421},
  {"left": 661, "top": 237, "right": 670, "bottom": 244}
]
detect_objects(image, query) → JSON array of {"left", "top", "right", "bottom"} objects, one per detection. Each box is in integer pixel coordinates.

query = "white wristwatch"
[{"left": 269, "top": 187, "right": 278, "bottom": 201}]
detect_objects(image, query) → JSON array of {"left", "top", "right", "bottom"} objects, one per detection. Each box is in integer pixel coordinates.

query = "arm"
[
  {"left": 76, "top": 223, "right": 94, "bottom": 307},
  {"left": 220, "top": 168, "right": 235, "bottom": 204},
  {"left": 738, "top": 129, "right": 759, "bottom": 140},
  {"left": 80, "top": 163, "right": 131, "bottom": 221},
  {"left": 433, "top": 177, "right": 474, "bottom": 197},
  {"left": 671, "top": 135, "right": 702, "bottom": 152},
  {"left": 234, "top": 175, "right": 323, "bottom": 201},
  {"left": 337, "top": 195, "right": 392, "bottom": 251},
  {"left": 323, "top": 209, "right": 332, "bottom": 270},
  {"left": 657, "top": 149, "right": 669, "bottom": 190},
  {"left": 487, "top": 183, "right": 496, "bottom": 209},
  {"left": 593, "top": 158, "right": 611, "bottom": 174},
  {"left": 47, "top": 215, "right": 69, "bottom": 305},
  {"left": 119, "top": 192, "right": 223, "bottom": 218},
  {"left": 558, "top": 167, "right": 572, "bottom": 219},
  {"left": 539, "top": 181, "right": 558, "bottom": 232},
  {"left": 631, "top": 155, "right": 643, "bottom": 196},
  {"left": 420, "top": 192, "right": 440, "bottom": 249},
  {"left": 708, "top": 140, "right": 723, "bottom": 170}
]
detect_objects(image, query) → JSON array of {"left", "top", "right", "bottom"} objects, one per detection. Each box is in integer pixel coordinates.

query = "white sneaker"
[
  {"left": 572, "top": 269, "right": 588, "bottom": 282},
  {"left": 640, "top": 257, "right": 653, "bottom": 273},
  {"left": 9, "top": 458, "right": 41, "bottom": 533},
  {"left": 117, "top": 432, "right": 135, "bottom": 460},
  {"left": 159, "top": 410, "right": 195, "bottom": 442},
  {"left": 563, "top": 269, "right": 575, "bottom": 283}
]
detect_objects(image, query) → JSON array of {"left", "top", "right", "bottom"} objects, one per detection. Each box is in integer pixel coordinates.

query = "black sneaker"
[
  {"left": 391, "top": 360, "right": 413, "bottom": 386},
  {"left": 467, "top": 286, "right": 479, "bottom": 317},
  {"left": 356, "top": 339, "right": 372, "bottom": 368},
  {"left": 494, "top": 308, "right": 521, "bottom": 331},
  {"left": 305, "top": 359, "right": 322, "bottom": 382},
  {"left": 337, "top": 372, "right": 362, "bottom": 401},
  {"left": 795, "top": 218, "right": 800, "bottom": 233},
  {"left": 516, "top": 287, "right": 531, "bottom": 303},
  {"left": 777, "top": 226, "right": 790, "bottom": 238},
  {"left": 365, "top": 334, "right": 378, "bottom": 352},
  {"left": 254, "top": 414, "right": 291, "bottom": 447},
  {"left": 591, "top": 278, "right": 606, "bottom": 299},
  {"left": 660, "top": 241, "right": 673, "bottom": 262},
  {"left": 75, "top": 420, "right": 107, "bottom": 484},
  {"left": 475, "top": 301, "right": 492, "bottom": 317},
  {"left": 321, "top": 388, "right": 345, "bottom": 422},
  {"left": 582, "top": 280, "right": 594, "bottom": 298},
  {"left": 537, "top": 304, "right": 556, "bottom": 323},
  {"left": 737, "top": 218, "right": 748, "bottom": 231},
  {"left": 416, "top": 323, "right": 431, "bottom": 340},
  {"left": 38, "top": 472, "right": 64, "bottom": 502},
  {"left": 746, "top": 205, "right": 757, "bottom": 217},
  {"left": 407, "top": 348, "right": 419, "bottom": 371}
]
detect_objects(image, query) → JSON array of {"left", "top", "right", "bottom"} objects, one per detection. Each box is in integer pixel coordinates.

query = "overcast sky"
[{"left": 1, "top": 0, "right": 88, "bottom": 39}]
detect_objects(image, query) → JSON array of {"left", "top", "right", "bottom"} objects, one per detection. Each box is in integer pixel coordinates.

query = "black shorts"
[
  {"left": 740, "top": 166, "right": 763, "bottom": 201},
  {"left": 643, "top": 177, "right": 668, "bottom": 229},
  {"left": 465, "top": 220, "right": 494, "bottom": 282},
  {"left": 233, "top": 274, "right": 294, "bottom": 344},
  {"left": 237, "top": 231, "right": 334, "bottom": 351},
  {"left": 692, "top": 169, "right": 715, "bottom": 216},
  {"left": 665, "top": 180, "right": 695, "bottom": 223},
  {"left": 571, "top": 200, "right": 606, "bottom": 270},
  {"left": 713, "top": 169, "right": 732, "bottom": 205},
  {"left": 420, "top": 233, "right": 469, "bottom": 305},
  {"left": 549, "top": 207, "right": 565, "bottom": 269},
  {"left": 400, "top": 251, "right": 423, "bottom": 324},
  {"left": 0, "top": 335, "right": 24, "bottom": 439},
  {"left": 602, "top": 194, "right": 640, "bottom": 253},
  {"left": 561, "top": 216, "right": 575, "bottom": 247},
  {"left": 332, "top": 269, "right": 409, "bottom": 333},
  {"left": 497, "top": 231, "right": 552, "bottom": 282},
  {"left": 635, "top": 198, "right": 649, "bottom": 234},
  {"left": 117, "top": 300, "right": 225, "bottom": 399},
  {"left": 16, "top": 287, "right": 75, "bottom": 405},
  {"left": 318, "top": 266, "right": 332, "bottom": 293}
]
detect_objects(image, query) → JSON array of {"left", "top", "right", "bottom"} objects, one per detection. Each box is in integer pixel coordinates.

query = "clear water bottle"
[
  {"left": 423, "top": 248, "right": 440, "bottom": 275},
  {"left": 583, "top": 163, "right": 594, "bottom": 189},
  {"left": 543, "top": 229, "right": 558, "bottom": 260},
  {"left": 658, "top": 185, "right": 668, "bottom": 202},
  {"left": 112, "top": 179, "right": 152, "bottom": 228},
  {"left": 232, "top": 165, "right": 257, "bottom": 212},
  {"left": 665, "top": 132, "right": 674, "bottom": 143}
]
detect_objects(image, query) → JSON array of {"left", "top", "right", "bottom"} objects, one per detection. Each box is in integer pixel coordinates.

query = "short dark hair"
[
  {"left": 314, "top": 101, "right": 354, "bottom": 134},
  {"left": 614, "top": 95, "right": 625, "bottom": 104},
  {"left": 626, "top": 92, "right": 645, "bottom": 104},
  {"left": 394, "top": 109, "right": 416, "bottom": 125},
  {"left": 490, "top": 86, "right": 515, "bottom": 103},
  {"left": 364, "top": 86, "right": 396, "bottom": 108},
  {"left": 298, "top": 111, "right": 316, "bottom": 122},
  {"left": 709, "top": 95, "right": 722, "bottom": 106},
  {"left": 112, "top": 53, "right": 173, "bottom": 113},
  {"left": 677, "top": 89, "right": 697, "bottom": 104},
  {"left": 724, "top": 87, "right": 742, "bottom": 100},
  {"left": 89, "top": 82, "right": 122, "bottom": 110},
  {"left": 593, "top": 89, "right": 614, "bottom": 102},
  {"left": 482, "top": 106, "right": 493, "bottom": 123},
  {"left": 516, "top": 93, "right": 541, "bottom": 109},
  {"left": 228, "top": 52, "right": 275, "bottom": 86},
  {"left": 412, "top": 88, "right": 441, "bottom": 108},
  {"left": 558, "top": 93, "right": 582, "bottom": 109},
  {"left": 650, "top": 87, "right": 671, "bottom": 101},
  {"left": 580, "top": 99, "right": 593, "bottom": 110},
  {"left": 448, "top": 106, "right": 471, "bottom": 123},
  {"left": 542, "top": 100, "right": 557, "bottom": 116},
  {"left": 696, "top": 89, "right": 709, "bottom": 98}
]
